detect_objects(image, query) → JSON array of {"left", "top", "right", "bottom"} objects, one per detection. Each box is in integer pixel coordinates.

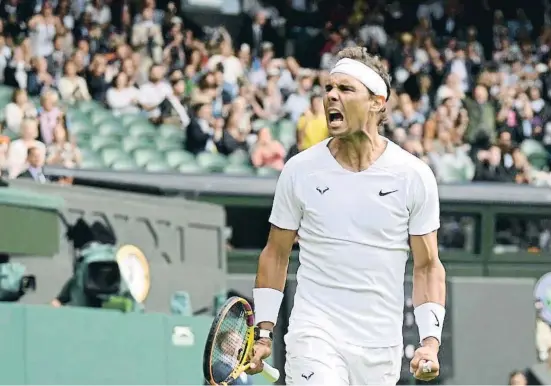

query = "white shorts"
[{"left": 285, "top": 331, "right": 402, "bottom": 385}]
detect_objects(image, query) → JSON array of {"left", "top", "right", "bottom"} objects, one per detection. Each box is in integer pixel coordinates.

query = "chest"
[{"left": 299, "top": 172, "right": 409, "bottom": 234}]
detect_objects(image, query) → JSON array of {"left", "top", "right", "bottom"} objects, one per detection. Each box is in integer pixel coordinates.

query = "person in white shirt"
[
  {"left": 248, "top": 47, "right": 446, "bottom": 385},
  {"left": 138, "top": 64, "right": 172, "bottom": 122}
]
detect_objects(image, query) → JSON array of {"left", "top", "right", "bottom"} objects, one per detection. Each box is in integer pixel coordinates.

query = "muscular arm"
[
  {"left": 255, "top": 225, "right": 296, "bottom": 331},
  {"left": 411, "top": 231, "right": 446, "bottom": 347}
]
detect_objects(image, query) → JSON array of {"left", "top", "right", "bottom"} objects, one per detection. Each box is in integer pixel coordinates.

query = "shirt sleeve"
[
  {"left": 268, "top": 161, "right": 302, "bottom": 231},
  {"left": 408, "top": 162, "right": 440, "bottom": 235}
]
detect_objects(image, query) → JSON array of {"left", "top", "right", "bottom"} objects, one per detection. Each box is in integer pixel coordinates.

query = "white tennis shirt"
[{"left": 270, "top": 137, "right": 440, "bottom": 347}]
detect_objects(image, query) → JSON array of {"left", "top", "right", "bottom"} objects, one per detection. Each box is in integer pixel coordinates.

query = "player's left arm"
[{"left": 408, "top": 163, "right": 446, "bottom": 381}]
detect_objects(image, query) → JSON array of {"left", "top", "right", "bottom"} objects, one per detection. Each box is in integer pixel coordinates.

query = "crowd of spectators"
[{"left": 0, "top": 0, "right": 549, "bottom": 187}]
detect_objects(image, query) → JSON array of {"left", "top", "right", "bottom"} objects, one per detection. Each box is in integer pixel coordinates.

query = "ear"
[{"left": 369, "top": 95, "right": 386, "bottom": 113}]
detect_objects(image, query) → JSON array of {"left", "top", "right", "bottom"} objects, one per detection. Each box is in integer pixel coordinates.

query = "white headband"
[{"left": 330, "top": 58, "right": 388, "bottom": 100}]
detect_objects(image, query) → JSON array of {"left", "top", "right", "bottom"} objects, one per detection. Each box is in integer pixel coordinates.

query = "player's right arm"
[{"left": 248, "top": 161, "right": 302, "bottom": 374}]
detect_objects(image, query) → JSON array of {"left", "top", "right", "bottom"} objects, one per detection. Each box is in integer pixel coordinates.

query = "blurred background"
[{"left": 0, "top": 0, "right": 550, "bottom": 384}]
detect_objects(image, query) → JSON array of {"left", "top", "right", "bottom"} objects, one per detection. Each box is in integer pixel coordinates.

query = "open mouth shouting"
[{"left": 328, "top": 109, "right": 344, "bottom": 128}]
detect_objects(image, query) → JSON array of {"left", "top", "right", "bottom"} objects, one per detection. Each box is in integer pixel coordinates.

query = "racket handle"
[{"left": 261, "top": 361, "right": 280, "bottom": 383}]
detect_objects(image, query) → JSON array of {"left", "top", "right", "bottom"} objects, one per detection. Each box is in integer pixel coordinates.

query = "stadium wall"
[{"left": 8, "top": 180, "right": 226, "bottom": 314}]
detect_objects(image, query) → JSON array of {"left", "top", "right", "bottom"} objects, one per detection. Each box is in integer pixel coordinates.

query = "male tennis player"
[{"left": 247, "top": 46, "right": 446, "bottom": 385}]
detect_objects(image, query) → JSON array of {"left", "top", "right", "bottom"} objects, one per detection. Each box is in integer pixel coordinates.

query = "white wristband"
[
  {"left": 414, "top": 302, "right": 445, "bottom": 345},
  {"left": 253, "top": 288, "right": 284, "bottom": 326}
]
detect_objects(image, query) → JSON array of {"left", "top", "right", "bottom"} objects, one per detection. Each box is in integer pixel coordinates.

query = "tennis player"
[{"left": 247, "top": 46, "right": 446, "bottom": 385}]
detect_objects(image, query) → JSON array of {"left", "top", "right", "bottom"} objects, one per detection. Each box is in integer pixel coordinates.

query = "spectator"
[
  {"left": 27, "top": 56, "right": 54, "bottom": 96},
  {"left": 283, "top": 69, "right": 313, "bottom": 123},
  {"left": 46, "top": 119, "right": 81, "bottom": 169},
  {"left": 216, "top": 110, "right": 248, "bottom": 156},
  {"left": 509, "top": 370, "right": 528, "bottom": 385},
  {"left": 131, "top": 7, "right": 163, "bottom": 65},
  {"left": 139, "top": 64, "right": 172, "bottom": 123},
  {"left": 27, "top": 2, "right": 59, "bottom": 60},
  {"left": 58, "top": 59, "right": 91, "bottom": 103},
  {"left": 296, "top": 94, "right": 328, "bottom": 150},
  {"left": 0, "top": 122, "right": 11, "bottom": 174},
  {"left": 160, "top": 77, "right": 190, "bottom": 128},
  {"left": 251, "top": 127, "right": 285, "bottom": 171},
  {"left": 37, "top": 90, "right": 61, "bottom": 145},
  {"left": 4, "top": 46, "right": 29, "bottom": 89},
  {"left": 86, "top": 54, "right": 110, "bottom": 102},
  {"left": 17, "top": 146, "right": 48, "bottom": 183},
  {"left": 4, "top": 88, "right": 37, "bottom": 134},
  {"left": 106, "top": 71, "right": 140, "bottom": 116},
  {"left": 473, "top": 145, "right": 511, "bottom": 182},
  {"left": 185, "top": 96, "right": 218, "bottom": 155},
  {"left": 6, "top": 118, "right": 45, "bottom": 178}
]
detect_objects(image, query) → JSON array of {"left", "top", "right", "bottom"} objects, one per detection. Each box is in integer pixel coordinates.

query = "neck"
[{"left": 332, "top": 123, "right": 385, "bottom": 171}]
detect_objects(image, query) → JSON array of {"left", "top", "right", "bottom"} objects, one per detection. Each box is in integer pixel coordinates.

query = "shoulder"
[
  {"left": 385, "top": 140, "right": 436, "bottom": 184},
  {"left": 282, "top": 139, "right": 330, "bottom": 176}
]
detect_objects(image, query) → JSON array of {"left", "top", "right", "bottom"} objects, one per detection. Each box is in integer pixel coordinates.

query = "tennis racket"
[{"left": 203, "top": 296, "right": 280, "bottom": 385}]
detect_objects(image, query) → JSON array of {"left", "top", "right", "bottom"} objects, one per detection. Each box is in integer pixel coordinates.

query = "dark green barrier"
[{"left": 0, "top": 304, "right": 273, "bottom": 385}]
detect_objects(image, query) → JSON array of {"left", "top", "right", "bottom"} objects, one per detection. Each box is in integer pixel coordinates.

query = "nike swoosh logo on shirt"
[
  {"left": 431, "top": 310, "right": 440, "bottom": 327},
  {"left": 379, "top": 190, "right": 398, "bottom": 196}
]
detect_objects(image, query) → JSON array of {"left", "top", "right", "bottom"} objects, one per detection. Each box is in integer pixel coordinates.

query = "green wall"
[{"left": 0, "top": 304, "right": 272, "bottom": 385}]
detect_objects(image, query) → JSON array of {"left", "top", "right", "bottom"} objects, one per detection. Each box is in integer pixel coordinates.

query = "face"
[
  {"left": 22, "top": 121, "right": 38, "bottom": 139},
  {"left": 324, "top": 73, "right": 382, "bottom": 137},
  {"left": 65, "top": 62, "right": 77, "bottom": 76},
  {"left": 116, "top": 72, "right": 128, "bottom": 88},
  {"left": 15, "top": 91, "right": 28, "bottom": 105},
  {"left": 28, "top": 148, "right": 42, "bottom": 167}
]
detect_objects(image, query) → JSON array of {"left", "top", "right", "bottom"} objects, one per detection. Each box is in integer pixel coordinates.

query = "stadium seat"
[
  {"left": 227, "top": 150, "right": 250, "bottom": 165},
  {"left": 89, "top": 135, "right": 120, "bottom": 151},
  {"left": 158, "top": 124, "right": 185, "bottom": 139},
  {"left": 77, "top": 100, "right": 104, "bottom": 115},
  {"left": 155, "top": 136, "right": 182, "bottom": 152},
  {"left": 97, "top": 120, "right": 126, "bottom": 137},
  {"left": 68, "top": 119, "right": 94, "bottom": 136},
  {"left": 111, "top": 158, "right": 139, "bottom": 171},
  {"left": 90, "top": 110, "right": 116, "bottom": 126},
  {"left": 276, "top": 120, "right": 297, "bottom": 150},
  {"left": 256, "top": 166, "right": 280, "bottom": 177},
  {"left": 0, "top": 85, "right": 14, "bottom": 99},
  {"left": 223, "top": 164, "right": 255, "bottom": 175},
  {"left": 165, "top": 150, "right": 195, "bottom": 168},
  {"left": 79, "top": 158, "right": 105, "bottom": 169},
  {"left": 128, "top": 122, "right": 156, "bottom": 137},
  {"left": 177, "top": 162, "right": 204, "bottom": 174},
  {"left": 100, "top": 147, "right": 126, "bottom": 166},
  {"left": 122, "top": 136, "right": 155, "bottom": 153},
  {"left": 145, "top": 159, "right": 172, "bottom": 172},
  {"left": 120, "top": 113, "right": 146, "bottom": 127},
  {"left": 252, "top": 119, "right": 275, "bottom": 133},
  {"left": 133, "top": 148, "right": 163, "bottom": 168},
  {"left": 196, "top": 152, "right": 227, "bottom": 172},
  {"left": 521, "top": 139, "right": 549, "bottom": 170}
]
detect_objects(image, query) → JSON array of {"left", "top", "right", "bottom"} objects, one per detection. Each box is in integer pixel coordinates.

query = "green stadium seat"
[
  {"left": 227, "top": 150, "right": 250, "bottom": 165},
  {"left": 111, "top": 158, "right": 139, "bottom": 171},
  {"left": 0, "top": 86, "right": 14, "bottom": 99},
  {"left": 521, "top": 139, "right": 549, "bottom": 170},
  {"left": 128, "top": 122, "right": 156, "bottom": 137},
  {"left": 77, "top": 100, "right": 104, "bottom": 114},
  {"left": 79, "top": 158, "right": 105, "bottom": 169},
  {"left": 223, "top": 164, "right": 255, "bottom": 175},
  {"left": 122, "top": 136, "right": 155, "bottom": 153},
  {"left": 100, "top": 147, "right": 126, "bottom": 166},
  {"left": 155, "top": 136, "right": 182, "bottom": 152},
  {"left": 276, "top": 119, "right": 297, "bottom": 150},
  {"left": 145, "top": 159, "right": 172, "bottom": 172},
  {"left": 196, "top": 152, "right": 227, "bottom": 172},
  {"left": 90, "top": 135, "right": 120, "bottom": 151},
  {"left": 68, "top": 119, "right": 94, "bottom": 136},
  {"left": 165, "top": 150, "right": 194, "bottom": 168},
  {"left": 90, "top": 110, "right": 116, "bottom": 126},
  {"left": 133, "top": 148, "right": 163, "bottom": 168},
  {"left": 158, "top": 124, "right": 184, "bottom": 139},
  {"left": 256, "top": 166, "right": 280, "bottom": 177},
  {"left": 252, "top": 119, "right": 275, "bottom": 133},
  {"left": 177, "top": 162, "right": 204, "bottom": 174},
  {"left": 97, "top": 120, "right": 125, "bottom": 137},
  {"left": 120, "top": 114, "right": 146, "bottom": 127}
]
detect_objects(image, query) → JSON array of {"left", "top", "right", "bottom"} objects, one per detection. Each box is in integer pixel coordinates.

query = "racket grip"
[{"left": 261, "top": 361, "right": 280, "bottom": 383}]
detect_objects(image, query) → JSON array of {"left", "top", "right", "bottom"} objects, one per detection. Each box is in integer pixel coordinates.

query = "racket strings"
[{"left": 211, "top": 303, "right": 249, "bottom": 383}]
